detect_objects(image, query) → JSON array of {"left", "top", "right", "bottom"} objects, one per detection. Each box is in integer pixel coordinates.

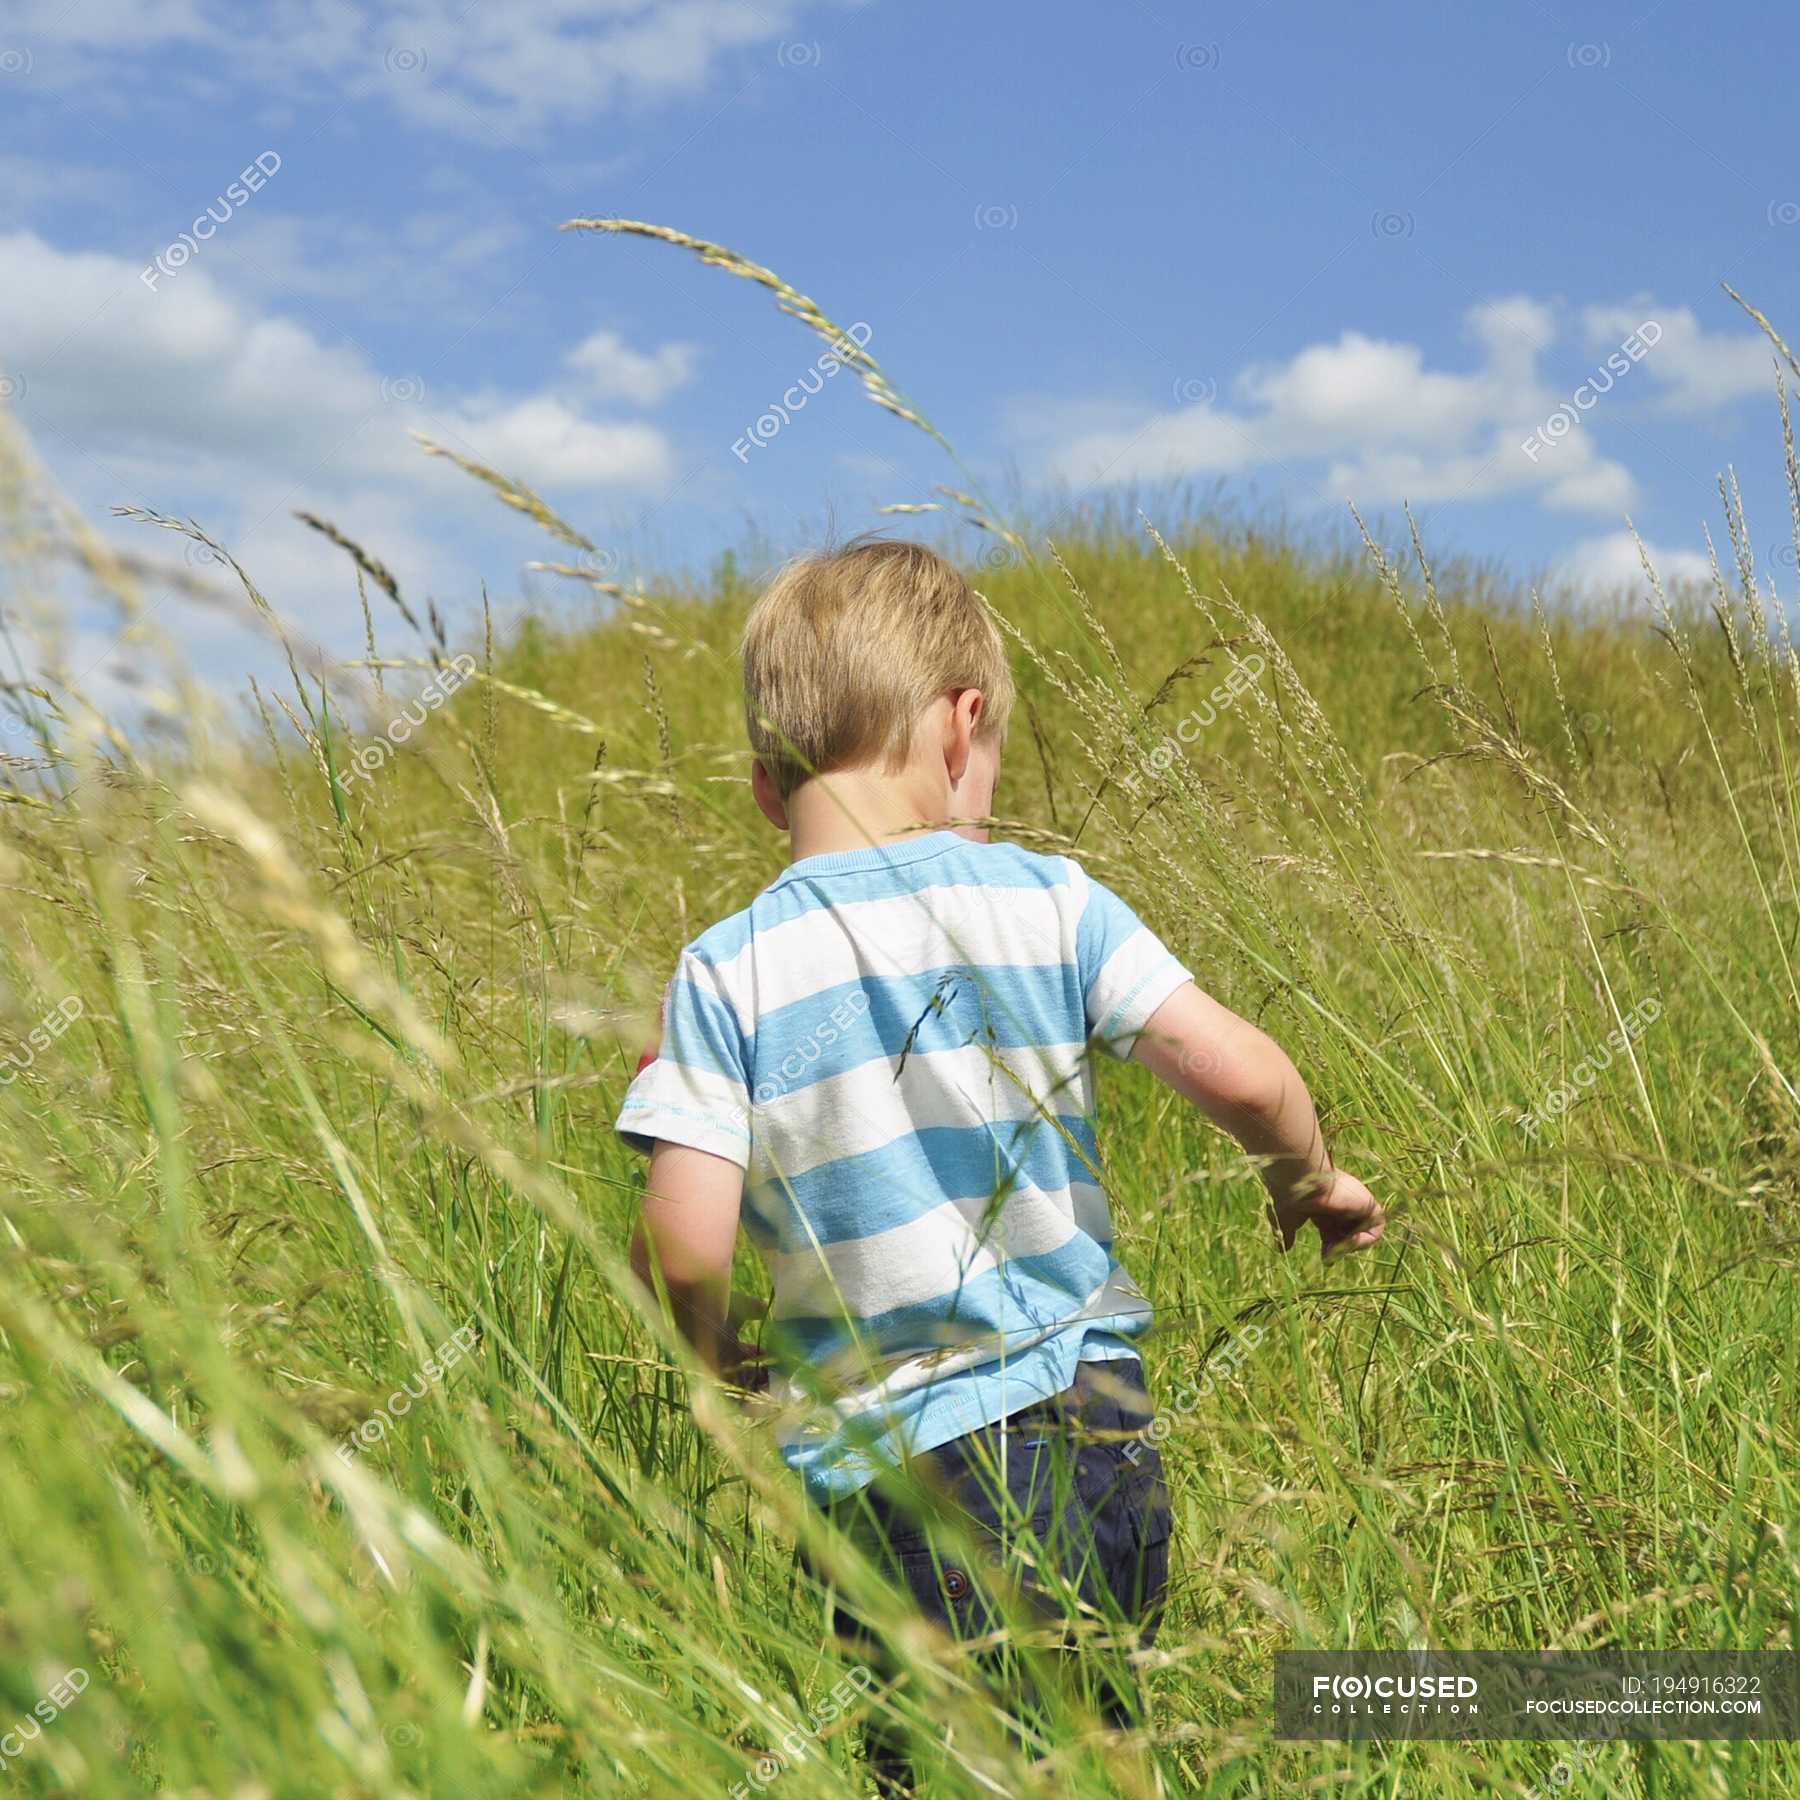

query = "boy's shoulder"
[
  {"left": 676, "top": 903, "right": 759, "bottom": 974},
  {"left": 910, "top": 832, "right": 1083, "bottom": 892},
  {"left": 938, "top": 837, "right": 1111, "bottom": 914},
  {"left": 678, "top": 835, "right": 1099, "bottom": 974}
]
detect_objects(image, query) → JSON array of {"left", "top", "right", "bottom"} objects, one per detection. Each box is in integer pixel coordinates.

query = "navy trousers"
[{"left": 816, "top": 1357, "right": 1170, "bottom": 1795}]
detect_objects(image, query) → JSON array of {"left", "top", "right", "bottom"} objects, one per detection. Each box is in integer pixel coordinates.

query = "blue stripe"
[
  {"left": 1076, "top": 874, "right": 1142, "bottom": 1011},
  {"left": 750, "top": 962, "right": 1088, "bottom": 1098},
  {"left": 656, "top": 975, "right": 747, "bottom": 1083},
  {"left": 750, "top": 1116, "right": 1102, "bottom": 1252},
  {"left": 767, "top": 835, "right": 1074, "bottom": 903}
]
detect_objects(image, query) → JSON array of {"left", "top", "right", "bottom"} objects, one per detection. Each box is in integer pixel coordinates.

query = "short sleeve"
[
  {"left": 1069, "top": 861, "right": 1193, "bottom": 1057},
  {"left": 615, "top": 950, "right": 753, "bottom": 1166}
]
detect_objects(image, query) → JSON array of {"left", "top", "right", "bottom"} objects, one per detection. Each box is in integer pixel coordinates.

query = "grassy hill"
[{"left": 0, "top": 247, "right": 1796, "bottom": 1796}]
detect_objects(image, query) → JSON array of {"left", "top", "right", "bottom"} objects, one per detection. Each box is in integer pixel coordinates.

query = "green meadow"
[{"left": 0, "top": 231, "right": 1795, "bottom": 1796}]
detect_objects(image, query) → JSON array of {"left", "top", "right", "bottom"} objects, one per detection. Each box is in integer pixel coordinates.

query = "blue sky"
[{"left": 2, "top": 0, "right": 1797, "bottom": 710}]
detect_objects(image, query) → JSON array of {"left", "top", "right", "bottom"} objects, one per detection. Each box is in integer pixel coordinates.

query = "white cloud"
[
  {"left": 1320, "top": 436, "right": 1635, "bottom": 515},
  {"left": 1469, "top": 294, "right": 1558, "bottom": 378},
  {"left": 1583, "top": 303, "right": 1776, "bottom": 414},
  {"left": 0, "top": 229, "right": 693, "bottom": 716},
  {"left": 1537, "top": 456, "right": 1637, "bottom": 514},
  {"left": 1240, "top": 328, "right": 1496, "bottom": 447},
  {"left": 8, "top": 0, "right": 845, "bottom": 140},
  {"left": 213, "top": 211, "right": 525, "bottom": 317},
  {"left": 566, "top": 330, "right": 700, "bottom": 407},
  {"left": 1045, "top": 294, "right": 1639, "bottom": 516},
  {"left": 1551, "top": 530, "right": 1714, "bottom": 604},
  {"left": 0, "top": 230, "right": 674, "bottom": 496},
  {"left": 452, "top": 395, "right": 672, "bottom": 490}
]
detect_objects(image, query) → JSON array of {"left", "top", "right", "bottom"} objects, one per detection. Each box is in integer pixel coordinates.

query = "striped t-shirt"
[{"left": 615, "top": 830, "right": 1193, "bottom": 1500}]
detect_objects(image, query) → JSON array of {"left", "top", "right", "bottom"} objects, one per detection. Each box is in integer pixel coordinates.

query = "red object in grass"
[{"left": 635, "top": 982, "right": 669, "bottom": 1076}]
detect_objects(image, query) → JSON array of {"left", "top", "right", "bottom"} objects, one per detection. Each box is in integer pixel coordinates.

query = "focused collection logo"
[{"left": 1309, "top": 1671, "right": 1480, "bottom": 1715}]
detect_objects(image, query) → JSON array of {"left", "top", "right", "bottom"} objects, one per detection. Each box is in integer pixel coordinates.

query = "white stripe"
[
  {"left": 707, "top": 877, "right": 1080, "bottom": 1032},
  {"left": 625, "top": 1059, "right": 749, "bottom": 1130},
  {"left": 766, "top": 1178, "right": 1112, "bottom": 1321},
  {"left": 748, "top": 1038, "right": 1096, "bottom": 1184},
  {"left": 1089, "top": 927, "right": 1184, "bottom": 1041}
]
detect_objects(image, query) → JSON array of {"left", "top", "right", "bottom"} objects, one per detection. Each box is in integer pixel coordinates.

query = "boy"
[{"left": 616, "top": 538, "right": 1384, "bottom": 1787}]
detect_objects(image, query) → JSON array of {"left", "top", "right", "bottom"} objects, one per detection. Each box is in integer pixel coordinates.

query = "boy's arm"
[
  {"left": 1130, "top": 981, "right": 1385, "bottom": 1259},
  {"left": 629, "top": 1140, "right": 766, "bottom": 1383}
]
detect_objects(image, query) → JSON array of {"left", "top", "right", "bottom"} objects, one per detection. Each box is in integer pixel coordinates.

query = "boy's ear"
[
  {"left": 750, "top": 759, "right": 789, "bottom": 830},
  {"left": 943, "top": 688, "right": 985, "bottom": 783}
]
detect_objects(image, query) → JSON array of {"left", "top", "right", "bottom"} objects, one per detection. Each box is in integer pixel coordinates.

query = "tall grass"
[{"left": 0, "top": 232, "right": 1795, "bottom": 1797}]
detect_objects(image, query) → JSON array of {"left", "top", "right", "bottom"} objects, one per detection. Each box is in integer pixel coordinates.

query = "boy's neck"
[{"left": 784, "top": 769, "right": 982, "bottom": 863}]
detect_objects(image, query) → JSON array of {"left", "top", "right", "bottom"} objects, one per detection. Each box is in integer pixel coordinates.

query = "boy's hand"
[
  {"left": 718, "top": 1334, "right": 771, "bottom": 1392},
  {"left": 1270, "top": 1170, "right": 1385, "bottom": 1260},
  {"left": 1130, "top": 985, "right": 1386, "bottom": 1263},
  {"left": 721, "top": 1290, "right": 772, "bottom": 1392}
]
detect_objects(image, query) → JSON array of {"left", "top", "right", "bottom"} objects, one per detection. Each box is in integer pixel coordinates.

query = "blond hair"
[{"left": 741, "top": 537, "right": 1014, "bottom": 797}]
